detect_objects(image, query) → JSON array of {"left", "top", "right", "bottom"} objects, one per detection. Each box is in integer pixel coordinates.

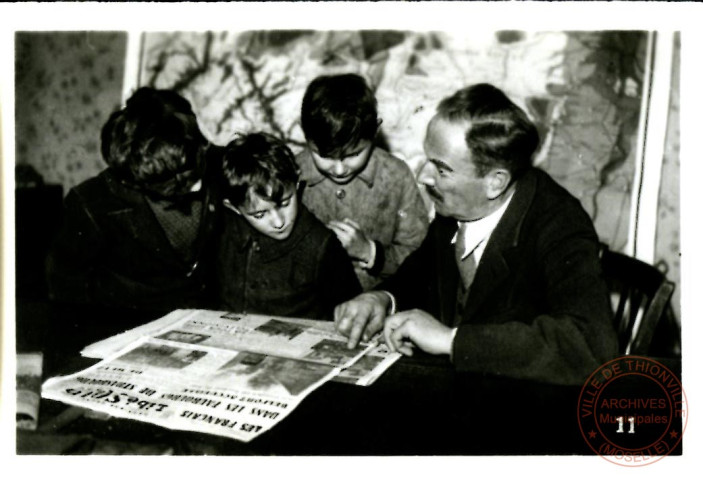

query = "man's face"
[
  {"left": 226, "top": 186, "right": 299, "bottom": 240},
  {"left": 309, "top": 140, "right": 374, "bottom": 185},
  {"left": 420, "top": 117, "right": 493, "bottom": 221}
]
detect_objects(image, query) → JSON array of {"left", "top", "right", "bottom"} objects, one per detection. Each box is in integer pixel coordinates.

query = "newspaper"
[
  {"left": 82, "top": 309, "right": 401, "bottom": 386},
  {"left": 43, "top": 338, "right": 339, "bottom": 441},
  {"left": 334, "top": 343, "right": 401, "bottom": 386},
  {"left": 80, "top": 309, "right": 195, "bottom": 359},
  {"left": 43, "top": 310, "right": 400, "bottom": 441}
]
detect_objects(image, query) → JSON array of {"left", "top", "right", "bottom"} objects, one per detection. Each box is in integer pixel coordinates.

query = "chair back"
[{"left": 599, "top": 244, "right": 676, "bottom": 355}]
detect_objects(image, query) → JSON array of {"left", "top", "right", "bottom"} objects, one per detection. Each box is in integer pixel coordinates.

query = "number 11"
[{"left": 616, "top": 416, "right": 635, "bottom": 434}]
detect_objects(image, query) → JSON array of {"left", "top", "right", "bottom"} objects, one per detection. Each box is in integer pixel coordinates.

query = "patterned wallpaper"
[{"left": 15, "top": 31, "right": 126, "bottom": 191}]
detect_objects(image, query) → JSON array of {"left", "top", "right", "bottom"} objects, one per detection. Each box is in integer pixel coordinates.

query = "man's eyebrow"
[{"left": 428, "top": 158, "right": 454, "bottom": 172}]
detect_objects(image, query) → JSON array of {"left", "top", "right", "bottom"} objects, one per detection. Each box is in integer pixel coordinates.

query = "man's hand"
[
  {"left": 328, "top": 218, "right": 373, "bottom": 263},
  {"left": 334, "top": 291, "right": 391, "bottom": 348},
  {"left": 384, "top": 310, "right": 454, "bottom": 356}
]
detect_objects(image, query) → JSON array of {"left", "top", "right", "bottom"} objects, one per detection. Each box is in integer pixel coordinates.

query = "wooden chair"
[{"left": 599, "top": 244, "right": 676, "bottom": 355}]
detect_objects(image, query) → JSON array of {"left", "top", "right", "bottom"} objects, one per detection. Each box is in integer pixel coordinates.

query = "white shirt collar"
[{"left": 452, "top": 190, "right": 514, "bottom": 262}]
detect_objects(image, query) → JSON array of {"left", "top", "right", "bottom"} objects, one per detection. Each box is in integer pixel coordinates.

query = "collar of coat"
[
  {"left": 228, "top": 204, "right": 319, "bottom": 263},
  {"left": 438, "top": 167, "right": 537, "bottom": 250},
  {"left": 435, "top": 167, "right": 539, "bottom": 321},
  {"left": 94, "top": 168, "right": 218, "bottom": 269}
]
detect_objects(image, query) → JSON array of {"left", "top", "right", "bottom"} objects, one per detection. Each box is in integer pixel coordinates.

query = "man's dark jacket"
[
  {"left": 381, "top": 167, "right": 618, "bottom": 385},
  {"left": 46, "top": 165, "right": 221, "bottom": 314}
]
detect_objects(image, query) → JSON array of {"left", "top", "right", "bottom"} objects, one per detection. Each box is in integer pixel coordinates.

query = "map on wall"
[{"left": 138, "top": 30, "right": 648, "bottom": 255}]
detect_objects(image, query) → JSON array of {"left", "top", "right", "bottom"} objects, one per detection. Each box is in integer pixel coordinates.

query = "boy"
[
  {"left": 297, "top": 73, "right": 429, "bottom": 290},
  {"left": 216, "top": 133, "right": 362, "bottom": 320},
  {"left": 46, "top": 88, "right": 221, "bottom": 313}
]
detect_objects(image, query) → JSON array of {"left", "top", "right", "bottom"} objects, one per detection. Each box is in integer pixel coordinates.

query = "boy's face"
[
  {"left": 309, "top": 140, "right": 374, "bottom": 185},
  {"left": 225, "top": 187, "right": 299, "bottom": 240}
]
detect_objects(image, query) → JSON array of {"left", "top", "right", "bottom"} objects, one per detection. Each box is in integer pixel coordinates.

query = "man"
[
  {"left": 334, "top": 84, "right": 617, "bottom": 385},
  {"left": 46, "top": 88, "right": 222, "bottom": 314}
]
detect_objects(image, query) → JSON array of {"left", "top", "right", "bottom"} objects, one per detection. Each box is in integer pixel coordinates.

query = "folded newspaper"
[{"left": 42, "top": 309, "right": 401, "bottom": 442}]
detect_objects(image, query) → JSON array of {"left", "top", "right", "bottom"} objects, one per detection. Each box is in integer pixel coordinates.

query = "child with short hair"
[
  {"left": 297, "top": 73, "right": 429, "bottom": 290},
  {"left": 216, "top": 132, "right": 362, "bottom": 320},
  {"left": 47, "top": 87, "right": 221, "bottom": 313}
]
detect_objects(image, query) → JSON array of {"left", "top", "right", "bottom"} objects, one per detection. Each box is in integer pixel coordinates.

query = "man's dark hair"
[
  {"left": 436, "top": 83, "right": 539, "bottom": 179},
  {"left": 101, "top": 87, "right": 208, "bottom": 198},
  {"left": 300, "top": 73, "right": 378, "bottom": 159},
  {"left": 221, "top": 133, "right": 300, "bottom": 208}
]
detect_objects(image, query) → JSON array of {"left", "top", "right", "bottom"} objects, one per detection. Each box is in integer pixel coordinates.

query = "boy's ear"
[{"left": 223, "top": 198, "right": 241, "bottom": 215}]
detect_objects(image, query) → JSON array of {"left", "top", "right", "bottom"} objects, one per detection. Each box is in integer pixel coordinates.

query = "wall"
[
  {"left": 15, "top": 31, "right": 126, "bottom": 191},
  {"left": 656, "top": 33, "right": 680, "bottom": 320}
]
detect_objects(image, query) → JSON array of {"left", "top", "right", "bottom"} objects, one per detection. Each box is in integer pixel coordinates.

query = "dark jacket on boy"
[
  {"left": 46, "top": 166, "right": 221, "bottom": 314},
  {"left": 216, "top": 205, "right": 362, "bottom": 320}
]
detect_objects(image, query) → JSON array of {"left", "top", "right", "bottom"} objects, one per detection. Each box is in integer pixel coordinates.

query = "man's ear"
[
  {"left": 223, "top": 198, "right": 241, "bottom": 215},
  {"left": 485, "top": 168, "right": 512, "bottom": 200}
]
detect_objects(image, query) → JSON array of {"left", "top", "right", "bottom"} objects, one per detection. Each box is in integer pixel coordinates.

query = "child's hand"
[{"left": 327, "top": 218, "right": 374, "bottom": 263}]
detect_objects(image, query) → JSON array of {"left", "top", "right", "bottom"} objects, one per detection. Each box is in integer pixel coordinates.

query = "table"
[{"left": 15, "top": 300, "right": 683, "bottom": 456}]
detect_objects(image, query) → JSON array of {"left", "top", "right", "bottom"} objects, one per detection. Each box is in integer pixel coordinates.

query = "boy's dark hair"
[
  {"left": 436, "top": 83, "right": 539, "bottom": 180},
  {"left": 101, "top": 87, "right": 208, "bottom": 198},
  {"left": 300, "top": 73, "right": 378, "bottom": 159},
  {"left": 221, "top": 133, "right": 300, "bottom": 208}
]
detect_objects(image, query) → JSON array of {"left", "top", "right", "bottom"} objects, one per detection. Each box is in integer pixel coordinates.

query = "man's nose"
[{"left": 417, "top": 161, "right": 435, "bottom": 186}]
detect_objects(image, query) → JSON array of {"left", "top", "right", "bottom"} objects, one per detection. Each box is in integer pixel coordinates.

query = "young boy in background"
[
  {"left": 46, "top": 87, "right": 221, "bottom": 314},
  {"left": 296, "top": 73, "right": 429, "bottom": 290},
  {"left": 216, "top": 132, "right": 361, "bottom": 320}
]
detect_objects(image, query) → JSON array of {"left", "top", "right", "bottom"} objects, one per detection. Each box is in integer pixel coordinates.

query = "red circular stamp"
[{"left": 577, "top": 356, "right": 687, "bottom": 466}]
